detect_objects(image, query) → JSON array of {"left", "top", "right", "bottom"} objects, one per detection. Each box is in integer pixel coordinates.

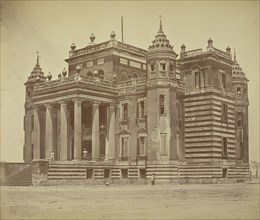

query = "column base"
[
  {"left": 59, "top": 158, "right": 68, "bottom": 161},
  {"left": 72, "top": 158, "right": 82, "bottom": 161}
]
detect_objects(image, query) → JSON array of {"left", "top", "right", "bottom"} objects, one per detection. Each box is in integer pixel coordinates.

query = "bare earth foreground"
[{"left": 1, "top": 183, "right": 259, "bottom": 220}]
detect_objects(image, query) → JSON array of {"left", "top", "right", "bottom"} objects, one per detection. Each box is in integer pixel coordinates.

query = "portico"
[{"left": 33, "top": 99, "right": 116, "bottom": 162}]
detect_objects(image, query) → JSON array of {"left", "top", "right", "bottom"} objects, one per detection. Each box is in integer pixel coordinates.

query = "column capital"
[
  {"left": 59, "top": 100, "right": 68, "bottom": 106},
  {"left": 44, "top": 103, "right": 53, "bottom": 108},
  {"left": 33, "top": 105, "right": 40, "bottom": 111},
  {"left": 92, "top": 101, "right": 101, "bottom": 105},
  {"left": 72, "top": 98, "right": 83, "bottom": 103},
  {"left": 109, "top": 103, "right": 116, "bottom": 108}
]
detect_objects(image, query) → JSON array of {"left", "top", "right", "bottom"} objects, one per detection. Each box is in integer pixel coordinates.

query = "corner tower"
[
  {"left": 146, "top": 19, "right": 185, "bottom": 162},
  {"left": 232, "top": 50, "right": 249, "bottom": 163},
  {"left": 24, "top": 52, "right": 46, "bottom": 162}
]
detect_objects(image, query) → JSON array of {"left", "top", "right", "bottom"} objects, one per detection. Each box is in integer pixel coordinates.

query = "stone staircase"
[
  {"left": 146, "top": 162, "right": 178, "bottom": 180},
  {"left": 47, "top": 163, "right": 87, "bottom": 180}
]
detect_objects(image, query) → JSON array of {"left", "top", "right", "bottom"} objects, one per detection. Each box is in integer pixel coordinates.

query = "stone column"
[
  {"left": 119, "top": 138, "right": 122, "bottom": 158},
  {"left": 108, "top": 104, "right": 116, "bottom": 160},
  {"left": 73, "top": 99, "right": 82, "bottom": 160},
  {"left": 45, "top": 104, "right": 53, "bottom": 159},
  {"left": 33, "top": 106, "right": 40, "bottom": 160},
  {"left": 92, "top": 102, "right": 100, "bottom": 160},
  {"left": 60, "top": 101, "right": 68, "bottom": 160}
]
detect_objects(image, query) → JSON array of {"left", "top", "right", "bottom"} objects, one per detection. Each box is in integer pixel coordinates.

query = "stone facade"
[{"left": 23, "top": 21, "right": 250, "bottom": 182}]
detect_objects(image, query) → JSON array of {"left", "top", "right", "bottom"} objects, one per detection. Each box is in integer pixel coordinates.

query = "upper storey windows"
[
  {"left": 222, "top": 73, "right": 226, "bottom": 89},
  {"left": 159, "top": 60, "right": 166, "bottom": 71},
  {"left": 194, "top": 70, "right": 206, "bottom": 89},
  {"left": 150, "top": 63, "right": 155, "bottom": 72}
]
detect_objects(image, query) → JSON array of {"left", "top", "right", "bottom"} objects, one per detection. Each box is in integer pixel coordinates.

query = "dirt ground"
[{"left": 1, "top": 183, "right": 259, "bottom": 220}]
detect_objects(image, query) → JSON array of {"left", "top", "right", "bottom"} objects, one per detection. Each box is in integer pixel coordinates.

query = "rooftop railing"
[
  {"left": 69, "top": 40, "right": 147, "bottom": 58},
  {"left": 33, "top": 74, "right": 114, "bottom": 91}
]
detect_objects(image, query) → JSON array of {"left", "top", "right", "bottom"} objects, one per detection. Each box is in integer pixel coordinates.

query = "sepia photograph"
[{"left": 0, "top": 0, "right": 259, "bottom": 219}]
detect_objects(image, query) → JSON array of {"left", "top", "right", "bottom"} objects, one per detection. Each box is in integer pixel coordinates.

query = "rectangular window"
[
  {"left": 237, "top": 87, "right": 242, "bottom": 95},
  {"left": 139, "top": 137, "right": 145, "bottom": 156},
  {"left": 201, "top": 71, "right": 206, "bottom": 88},
  {"left": 86, "top": 61, "right": 93, "bottom": 67},
  {"left": 222, "top": 137, "right": 228, "bottom": 158},
  {"left": 170, "top": 64, "right": 174, "bottom": 72},
  {"left": 139, "top": 100, "right": 145, "bottom": 118},
  {"left": 160, "top": 133, "right": 167, "bottom": 154},
  {"left": 176, "top": 103, "right": 181, "bottom": 120},
  {"left": 97, "top": 58, "right": 104, "bottom": 65},
  {"left": 222, "top": 103, "right": 228, "bottom": 122},
  {"left": 130, "top": 61, "right": 141, "bottom": 68},
  {"left": 31, "top": 115, "right": 34, "bottom": 130},
  {"left": 122, "top": 103, "right": 128, "bottom": 120},
  {"left": 121, "top": 138, "right": 128, "bottom": 157},
  {"left": 159, "top": 95, "right": 165, "bottom": 115},
  {"left": 31, "top": 144, "right": 34, "bottom": 160},
  {"left": 150, "top": 64, "right": 155, "bottom": 72},
  {"left": 143, "top": 64, "right": 146, "bottom": 70},
  {"left": 237, "top": 112, "right": 243, "bottom": 127},
  {"left": 121, "top": 169, "right": 128, "bottom": 179},
  {"left": 160, "top": 63, "right": 166, "bottom": 71},
  {"left": 195, "top": 72, "right": 200, "bottom": 88},
  {"left": 120, "top": 58, "right": 128, "bottom": 65},
  {"left": 239, "top": 142, "right": 244, "bottom": 159},
  {"left": 222, "top": 73, "right": 226, "bottom": 89},
  {"left": 222, "top": 168, "right": 228, "bottom": 178}
]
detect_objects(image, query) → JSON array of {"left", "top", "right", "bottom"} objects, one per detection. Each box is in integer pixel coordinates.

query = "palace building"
[{"left": 23, "top": 20, "right": 250, "bottom": 182}]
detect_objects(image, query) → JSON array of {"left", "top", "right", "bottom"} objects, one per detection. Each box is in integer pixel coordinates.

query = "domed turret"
[
  {"left": 148, "top": 17, "right": 176, "bottom": 56},
  {"left": 232, "top": 49, "right": 247, "bottom": 80},
  {"left": 232, "top": 49, "right": 248, "bottom": 98},
  {"left": 26, "top": 51, "right": 46, "bottom": 84},
  {"left": 146, "top": 17, "right": 178, "bottom": 81}
]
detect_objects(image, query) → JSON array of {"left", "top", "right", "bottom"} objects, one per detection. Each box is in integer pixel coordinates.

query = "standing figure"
[
  {"left": 83, "top": 148, "right": 88, "bottom": 160},
  {"left": 151, "top": 173, "right": 155, "bottom": 185},
  {"left": 50, "top": 150, "right": 55, "bottom": 161}
]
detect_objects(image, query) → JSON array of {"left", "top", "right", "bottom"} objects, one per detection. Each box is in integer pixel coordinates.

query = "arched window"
[
  {"left": 98, "top": 69, "right": 105, "bottom": 79},
  {"left": 169, "top": 62, "right": 174, "bottom": 72},
  {"left": 118, "top": 71, "right": 129, "bottom": 81},
  {"left": 244, "top": 85, "right": 247, "bottom": 94},
  {"left": 236, "top": 85, "right": 242, "bottom": 95},
  {"left": 150, "top": 62, "right": 155, "bottom": 72},
  {"left": 86, "top": 71, "right": 93, "bottom": 77},
  {"left": 131, "top": 72, "right": 139, "bottom": 79}
]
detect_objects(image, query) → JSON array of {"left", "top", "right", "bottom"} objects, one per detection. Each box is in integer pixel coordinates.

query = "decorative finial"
[
  {"left": 47, "top": 72, "right": 52, "bottom": 81},
  {"left": 234, "top": 48, "right": 237, "bottom": 61},
  {"left": 159, "top": 15, "right": 163, "bottom": 31},
  {"left": 70, "top": 43, "right": 76, "bottom": 50},
  {"left": 62, "top": 68, "right": 67, "bottom": 77},
  {"left": 36, "top": 51, "right": 40, "bottom": 66},
  {"left": 76, "top": 65, "right": 82, "bottom": 74},
  {"left": 90, "top": 33, "right": 95, "bottom": 43},
  {"left": 110, "top": 31, "right": 116, "bottom": 40}
]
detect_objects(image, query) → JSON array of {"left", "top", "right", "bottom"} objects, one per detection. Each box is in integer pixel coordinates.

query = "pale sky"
[{"left": 1, "top": 1, "right": 259, "bottom": 162}]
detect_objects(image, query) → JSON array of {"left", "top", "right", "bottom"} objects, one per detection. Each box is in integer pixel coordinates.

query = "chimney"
[
  {"left": 181, "top": 44, "right": 186, "bottom": 53},
  {"left": 207, "top": 38, "right": 213, "bottom": 48}
]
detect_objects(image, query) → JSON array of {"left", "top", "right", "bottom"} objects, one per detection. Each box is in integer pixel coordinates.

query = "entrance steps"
[{"left": 48, "top": 163, "right": 87, "bottom": 180}]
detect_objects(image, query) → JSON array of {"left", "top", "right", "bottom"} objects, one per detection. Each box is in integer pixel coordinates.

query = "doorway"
[{"left": 100, "top": 134, "right": 106, "bottom": 158}]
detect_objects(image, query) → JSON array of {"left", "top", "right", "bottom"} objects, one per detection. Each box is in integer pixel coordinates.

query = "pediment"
[
  {"left": 117, "top": 128, "right": 131, "bottom": 136},
  {"left": 137, "top": 127, "right": 147, "bottom": 134},
  {"left": 83, "top": 128, "right": 92, "bottom": 136}
]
